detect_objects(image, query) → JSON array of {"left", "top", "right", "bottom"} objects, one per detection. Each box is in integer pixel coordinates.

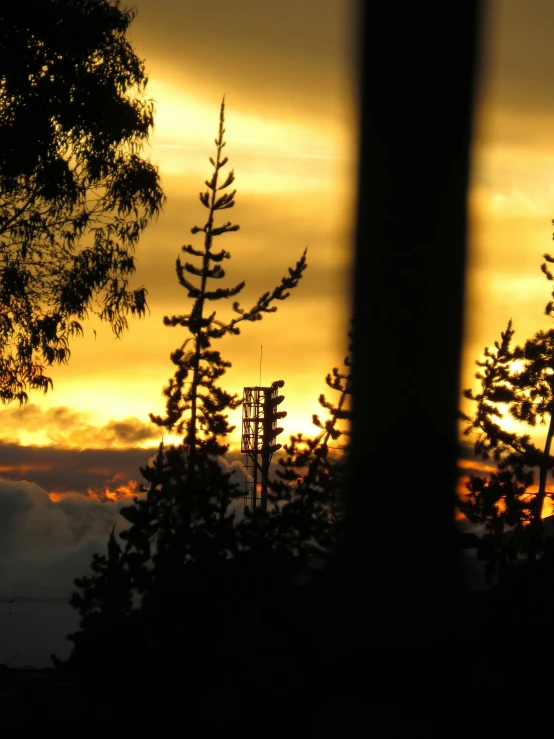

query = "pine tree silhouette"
[
  {"left": 118, "top": 96, "right": 308, "bottom": 622},
  {"left": 461, "top": 242, "right": 554, "bottom": 567},
  {"left": 62, "top": 99, "right": 309, "bottom": 709},
  {"left": 56, "top": 527, "right": 135, "bottom": 684},
  {"left": 149, "top": 96, "right": 307, "bottom": 475},
  {"left": 267, "top": 326, "right": 352, "bottom": 562}
]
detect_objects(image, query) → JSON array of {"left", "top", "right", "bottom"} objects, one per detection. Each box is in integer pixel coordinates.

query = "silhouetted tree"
[
  {"left": 118, "top": 95, "right": 307, "bottom": 594},
  {"left": 58, "top": 527, "right": 135, "bottom": 679},
  {"left": 461, "top": 244, "right": 554, "bottom": 563},
  {"left": 267, "top": 326, "right": 352, "bottom": 560},
  {"left": 149, "top": 96, "right": 307, "bottom": 473},
  {"left": 125, "top": 98, "right": 306, "bottom": 665},
  {"left": 64, "top": 98, "right": 308, "bottom": 693},
  {"left": 0, "top": 0, "right": 164, "bottom": 404}
]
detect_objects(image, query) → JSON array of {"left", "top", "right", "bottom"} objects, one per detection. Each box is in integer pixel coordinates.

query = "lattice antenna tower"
[{"left": 241, "top": 377, "right": 286, "bottom": 513}]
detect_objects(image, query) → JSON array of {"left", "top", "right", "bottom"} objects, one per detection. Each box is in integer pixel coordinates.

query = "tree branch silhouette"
[{"left": 0, "top": 0, "right": 165, "bottom": 404}]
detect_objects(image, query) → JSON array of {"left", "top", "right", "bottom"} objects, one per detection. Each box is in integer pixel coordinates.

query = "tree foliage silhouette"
[
  {"left": 0, "top": 0, "right": 164, "bottom": 404},
  {"left": 63, "top": 98, "right": 308, "bottom": 684},
  {"left": 59, "top": 527, "right": 135, "bottom": 677},
  {"left": 267, "top": 327, "right": 352, "bottom": 560},
  {"left": 149, "top": 96, "right": 307, "bottom": 473},
  {"left": 127, "top": 96, "right": 307, "bottom": 633},
  {"left": 461, "top": 239, "right": 554, "bottom": 563}
]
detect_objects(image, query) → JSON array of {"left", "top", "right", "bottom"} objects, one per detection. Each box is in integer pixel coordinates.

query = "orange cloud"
[
  {"left": 85, "top": 479, "right": 139, "bottom": 503},
  {"left": 457, "top": 458, "right": 497, "bottom": 474},
  {"left": 0, "top": 463, "right": 52, "bottom": 474},
  {"left": 0, "top": 403, "right": 162, "bottom": 450},
  {"left": 49, "top": 480, "right": 138, "bottom": 504}
]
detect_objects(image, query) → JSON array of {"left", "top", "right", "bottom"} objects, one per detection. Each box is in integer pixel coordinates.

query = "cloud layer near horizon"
[
  {"left": 0, "top": 455, "right": 249, "bottom": 667},
  {"left": 0, "top": 403, "right": 163, "bottom": 450},
  {"left": 0, "top": 477, "right": 136, "bottom": 667},
  {"left": 0, "top": 437, "right": 254, "bottom": 498}
]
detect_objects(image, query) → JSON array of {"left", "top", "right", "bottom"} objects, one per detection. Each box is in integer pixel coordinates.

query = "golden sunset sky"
[
  {"left": 462, "top": 0, "right": 554, "bottom": 450},
  {"left": 0, "top": 0, "right": 358, "bottom": 456},
  {"left": 455, "top": 0, "right": 554, "bottom": 518},
  {"left": 5, "top": 1, "right": 554, "bottom": 665},
  {"left": 0, "top": 0, "right": 551, "bottom": 485}
]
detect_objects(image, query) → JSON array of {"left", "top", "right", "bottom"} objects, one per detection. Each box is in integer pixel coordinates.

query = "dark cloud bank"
[{"left": 0, "top": 440, "right": 255, "bottom": 667}]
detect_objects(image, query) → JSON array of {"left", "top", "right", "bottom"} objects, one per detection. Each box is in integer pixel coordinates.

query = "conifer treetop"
[{"left": 150, "top": 97, "right": 307, "bottom": 463}]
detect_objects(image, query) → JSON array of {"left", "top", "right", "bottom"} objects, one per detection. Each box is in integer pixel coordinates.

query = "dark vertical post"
[
  {"left": 252, "top": 394, "right": 259, "bottom": 511},
  {"left": 322, "top": 0, "right": 483, "bottom": 697},
  {"left": 260, "top": 450, "right": 269, "bottom": 513},
  {"left": 261, "top": 386, "right": 271, "bottom": 512},
  {"left": 252, "top": 461, "right": 258, "bottom": 511}
]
